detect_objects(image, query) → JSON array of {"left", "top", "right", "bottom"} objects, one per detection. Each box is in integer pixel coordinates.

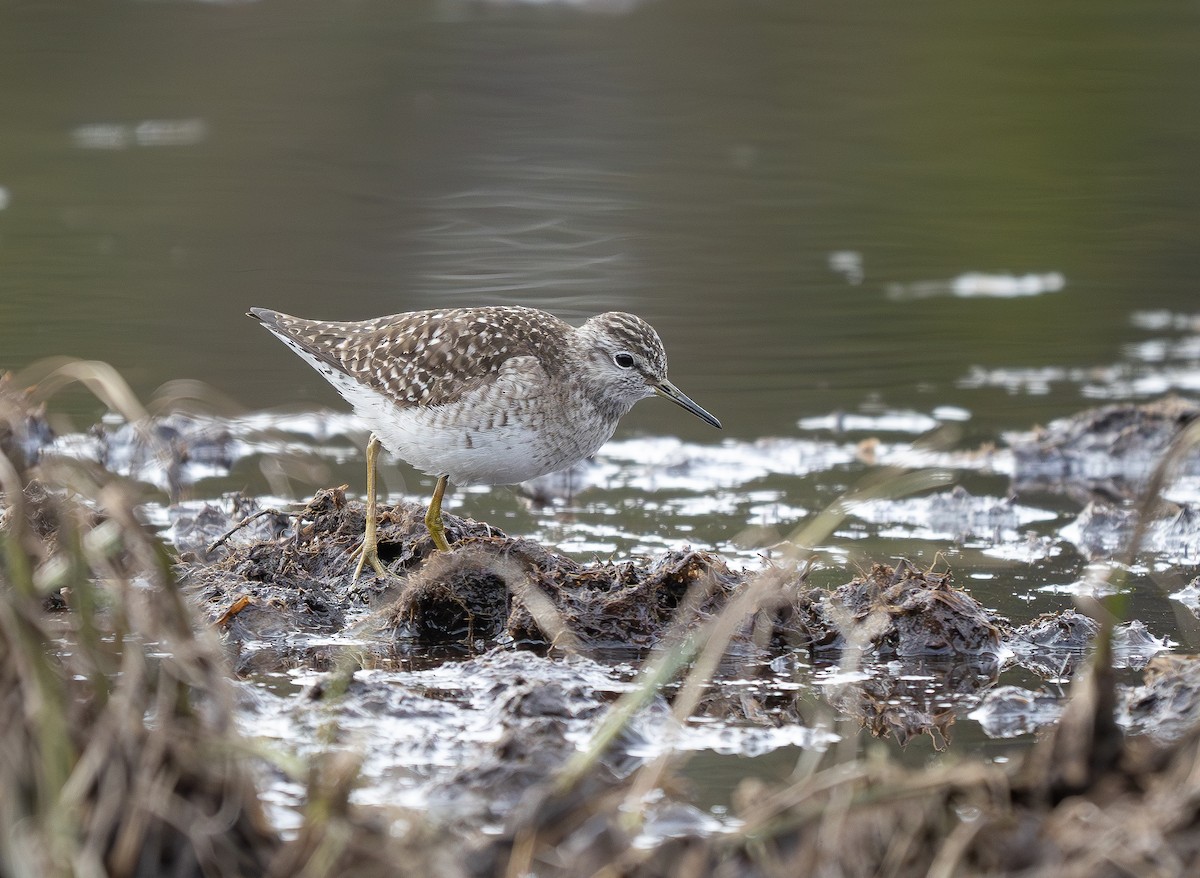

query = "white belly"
[{"left": 375, "top": 405, "right": 612, "bottom": 485}]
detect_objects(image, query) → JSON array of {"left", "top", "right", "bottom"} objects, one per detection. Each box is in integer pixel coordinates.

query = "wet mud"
[{"left": 177, "top": 492, "right": 1013, "bottom": 664}]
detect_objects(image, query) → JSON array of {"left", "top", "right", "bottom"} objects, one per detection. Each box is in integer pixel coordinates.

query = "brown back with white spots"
[{"left": 249, "top": 306, "right": 572, "bottom": 410}]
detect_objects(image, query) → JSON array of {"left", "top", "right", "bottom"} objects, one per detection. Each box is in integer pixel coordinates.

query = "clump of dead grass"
[{"left": 0, "top": 365, "right": 447, "bottom": 878}]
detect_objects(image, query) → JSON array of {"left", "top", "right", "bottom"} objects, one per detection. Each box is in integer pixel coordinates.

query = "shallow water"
[{"left": 4, "top": 0, "right": 1200, "bottom": 832}]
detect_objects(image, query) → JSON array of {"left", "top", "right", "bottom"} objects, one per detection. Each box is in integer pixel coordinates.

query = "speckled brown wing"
[{"left": 248, "top": 306, "right": 570, "bottom": 409}]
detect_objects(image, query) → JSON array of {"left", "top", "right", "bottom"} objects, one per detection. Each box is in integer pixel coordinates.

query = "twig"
[{"left": 206, "top": 507, "right": 286, "bottom": 555}]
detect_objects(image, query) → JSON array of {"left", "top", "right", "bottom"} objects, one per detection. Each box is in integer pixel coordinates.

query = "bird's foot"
[{"left": 350, "top": 535, "right": 392, "bottom": 581}]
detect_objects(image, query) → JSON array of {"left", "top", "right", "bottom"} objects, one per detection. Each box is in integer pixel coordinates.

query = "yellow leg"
[
  {"left": 425, "top": 473, "right": 451, "bottom": 552},
  {"left": 352, "top": 433, "right": 389, "bottom": 581}
]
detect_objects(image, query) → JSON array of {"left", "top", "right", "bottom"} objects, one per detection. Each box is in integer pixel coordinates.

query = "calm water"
[
  {"left": 4, "top": 1, "right": 1198, "bottom": 434},
  {"left": 4, "top": 0, "right": 1200, "bottom": 778}
]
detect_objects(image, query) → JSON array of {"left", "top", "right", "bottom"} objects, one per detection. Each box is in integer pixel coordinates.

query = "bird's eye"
[{"left": 614, "top": 353, "right": 635, "bottom": 369}]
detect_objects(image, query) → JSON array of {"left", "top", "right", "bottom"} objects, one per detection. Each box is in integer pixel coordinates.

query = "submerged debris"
[
  {"left": 1111, "top": 620, "right": 1174, "bottom": 669},
  {"left": 848, "top": 484, "right": 1055, "bottom": 544},
  {"left": 1120, "top": 655, "right": 1200, "bottom": 741},
  {"left": 824, "top": 654, "right": 1000, "bottom": 747},
  {"left": 1008, "top": 395, "right": 1200, "bottom": 498},
  {"left": 969, "top": 685, "right": 1065, "bottom": 738},
  {"left": 1062, "top": 499, "right": 1200, "bottom": 563},
  {"left": 1013, "top": 608, "right": 1102, "bottom": 651},
  {"left": 1170, "top": 575, "right": 1200, "bottom": 617}
]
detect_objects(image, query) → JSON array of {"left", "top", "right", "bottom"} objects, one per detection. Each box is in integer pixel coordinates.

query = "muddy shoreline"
[{"left": 5, "top": 378, "right": 1200, "bottom": 876}]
